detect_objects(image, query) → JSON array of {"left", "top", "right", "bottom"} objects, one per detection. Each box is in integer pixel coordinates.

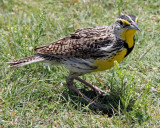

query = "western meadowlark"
[{"left": 8, "top": 14, "right": 140, "bottom": 109}]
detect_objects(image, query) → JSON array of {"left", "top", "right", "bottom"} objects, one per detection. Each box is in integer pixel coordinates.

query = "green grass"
[{"left": 0, "top": 0, "right": 159, "bottom": 127}]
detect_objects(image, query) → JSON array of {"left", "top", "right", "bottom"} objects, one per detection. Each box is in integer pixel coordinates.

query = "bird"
[{"left": 8, "top": 14, "right": 140, "bottom": 109}]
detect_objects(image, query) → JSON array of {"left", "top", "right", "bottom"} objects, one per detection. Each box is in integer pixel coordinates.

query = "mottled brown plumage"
[{"left": 34, "top": 26, "right": 115, "bottom": 58}]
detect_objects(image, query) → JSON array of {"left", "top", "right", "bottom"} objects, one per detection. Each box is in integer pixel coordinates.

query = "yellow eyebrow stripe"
[
  {"left": 121, "top": 19, "right": 130, "bottom": 25},
  {"left": 136, "top": 17, "right": 138, "bottom": 23}
]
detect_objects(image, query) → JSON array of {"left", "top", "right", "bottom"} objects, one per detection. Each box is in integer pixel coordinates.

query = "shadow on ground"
[{"left": 62, "top": 89, "right": 136, "bottom": 116}]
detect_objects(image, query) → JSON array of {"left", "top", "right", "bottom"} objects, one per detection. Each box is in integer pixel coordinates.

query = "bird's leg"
[
  {"left": 75, "top": 77, "right": 106, "bottom": 95},
  {"left": 66, "top": 74, "right": 103, "bottom": 109}
]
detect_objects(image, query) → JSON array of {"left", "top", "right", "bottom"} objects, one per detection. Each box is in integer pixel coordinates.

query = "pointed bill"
[{"left": 132, "top": 22, "right": 141, "bottom": 31}]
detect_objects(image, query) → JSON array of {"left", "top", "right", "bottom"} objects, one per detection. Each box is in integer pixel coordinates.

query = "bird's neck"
[{"left": 121, "top": 29, "right": 137, "bottom": 48}]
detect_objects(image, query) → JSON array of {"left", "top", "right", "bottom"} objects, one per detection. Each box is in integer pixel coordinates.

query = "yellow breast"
[
  {"left": 91, "top": 29, "right": 137, "bottom": 72},
  {"left": 92, "top": 49, "right": 127, "bottom": 72}
]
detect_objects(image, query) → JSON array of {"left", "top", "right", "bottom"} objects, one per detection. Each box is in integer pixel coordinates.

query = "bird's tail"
[{"left": 7, "top": 54, "right": 45, "bottom": 68}]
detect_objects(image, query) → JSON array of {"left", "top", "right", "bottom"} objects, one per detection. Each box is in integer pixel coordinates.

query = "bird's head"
[{"left": 113, "top": 14, "right": 140, "bottom": 40}]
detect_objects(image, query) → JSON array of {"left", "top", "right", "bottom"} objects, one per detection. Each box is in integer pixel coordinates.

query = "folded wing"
[{"left": 35, "top": 26, "right": 117, "bottom": 59}]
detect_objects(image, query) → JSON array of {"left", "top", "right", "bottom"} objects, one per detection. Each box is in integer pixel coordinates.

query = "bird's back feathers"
[{"left": 34, "top": 26, "right": 116, "bottom": 59}]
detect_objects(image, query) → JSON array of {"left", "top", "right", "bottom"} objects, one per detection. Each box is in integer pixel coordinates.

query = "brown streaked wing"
[{"left": 34, "top": 26, "right": 115, "bottom": 58}]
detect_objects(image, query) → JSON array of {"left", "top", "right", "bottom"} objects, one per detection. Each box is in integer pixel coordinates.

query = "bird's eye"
[{"left": 118, "top": 20, "right": 123, "bottom": 25}]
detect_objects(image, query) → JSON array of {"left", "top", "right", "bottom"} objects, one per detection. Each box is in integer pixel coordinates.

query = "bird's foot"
[{"left": 67, "top": 82, "right": 108, "bottom": 110}]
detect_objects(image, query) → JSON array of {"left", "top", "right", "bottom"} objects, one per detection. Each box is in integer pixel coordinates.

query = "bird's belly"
[
  {"left": 61, "top": 57, "right": 96, "bottom": 73},
  {"left": 92, "top": 49, "right": 127, "bottom": 72}
]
